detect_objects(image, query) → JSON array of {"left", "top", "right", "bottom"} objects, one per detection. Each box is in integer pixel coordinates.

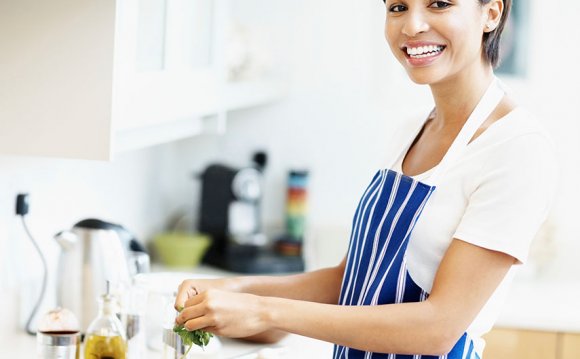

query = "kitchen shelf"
[
  {"left": 114, "top": 116, "right": 204, "bottom": 153},
  {"left": 114, "top": 78, "right": 287, "bottom": 153},
  {"left": 224, "top": 79, "right": 287, "bottom": 112}
]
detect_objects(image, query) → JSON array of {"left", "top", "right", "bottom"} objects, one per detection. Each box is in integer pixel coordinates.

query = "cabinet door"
[
  {"left": 561, "top": 333, "right": 580, "bottom": 359},
  {"left": 0, "top": 0, "right": 116, "bottom": 160},
  {"left": 114, "top": 0, "right": 219, "bottom": 133},
  {"left": 483, "top": 328, "right": 558, "bottom": 359}
]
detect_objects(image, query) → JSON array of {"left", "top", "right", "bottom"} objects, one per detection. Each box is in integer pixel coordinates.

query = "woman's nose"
[{"left": 401, "top": 10, "right": 429, "bottom": 37}]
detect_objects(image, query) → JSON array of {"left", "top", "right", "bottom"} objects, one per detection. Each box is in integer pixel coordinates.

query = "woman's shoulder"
[
  {"left": 461, "top": 106, "right": 559, "bottom": 183},
  {"left": 469, "top": 106, "right": 556, "bottom": 154}
]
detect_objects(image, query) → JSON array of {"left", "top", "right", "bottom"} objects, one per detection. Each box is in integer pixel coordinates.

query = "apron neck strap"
[{"left": 398, "top": 77, "right": 504, "bottom": 186}]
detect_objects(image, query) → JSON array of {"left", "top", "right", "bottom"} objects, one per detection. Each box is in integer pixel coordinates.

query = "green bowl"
[{"left": 153, "top": 232, "right": 211, "bottom": 268}]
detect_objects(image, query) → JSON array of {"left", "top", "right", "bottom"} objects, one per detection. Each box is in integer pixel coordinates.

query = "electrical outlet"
[{"left": 16, "top": 193, "right": 30, "bottom": 216}]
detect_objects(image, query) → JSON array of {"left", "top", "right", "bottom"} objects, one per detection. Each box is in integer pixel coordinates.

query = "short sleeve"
[{"left": 453, "top": 133, "right": 559, "bottom": 264}]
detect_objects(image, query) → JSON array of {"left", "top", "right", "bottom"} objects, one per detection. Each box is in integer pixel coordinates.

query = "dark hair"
[
  {"left": 381, "top": 0, "right": 512, "bottom": 68},
  {"left": 479, "top": 0, "right": 512, "bottom": 68}
]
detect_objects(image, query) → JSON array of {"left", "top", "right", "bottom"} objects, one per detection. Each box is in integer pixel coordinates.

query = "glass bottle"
[
  {"left": 121, "top": 279, "right": 147, "bottom": 359},
  {"left": 84, "top": 282, "right": 127, "bottom": 359}
]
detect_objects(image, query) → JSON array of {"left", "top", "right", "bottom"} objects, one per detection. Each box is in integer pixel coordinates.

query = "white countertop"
[
  {"left": 3, "top": 330, "right": 333, "bottom": 358},
  {"left": 493, "top": 279, "right": 580, "bottom": 333}
]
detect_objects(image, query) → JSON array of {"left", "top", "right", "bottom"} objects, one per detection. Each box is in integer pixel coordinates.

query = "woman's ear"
[{"left": 484, "top": 0, "right": 504, "bottom": 33}]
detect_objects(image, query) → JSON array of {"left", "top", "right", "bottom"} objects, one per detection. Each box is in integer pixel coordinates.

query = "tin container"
[
  {"left": 162, "top": 327, "right": 190, "bottom": 359},
  {"left": 36, "top": 331, "right": 80, "bottom": 359}
]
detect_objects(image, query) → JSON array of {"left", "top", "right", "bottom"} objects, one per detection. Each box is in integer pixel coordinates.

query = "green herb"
[{"left": 173, "top": 308, "right": 213, "bottom": 359}]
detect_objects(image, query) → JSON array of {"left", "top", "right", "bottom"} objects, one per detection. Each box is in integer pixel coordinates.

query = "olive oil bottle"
[
  {"left": 84, "top": 283, "right": 127, "bottom": 359},
  {"left": 84, "top": 335, "right": 126, "bottom": 358}
]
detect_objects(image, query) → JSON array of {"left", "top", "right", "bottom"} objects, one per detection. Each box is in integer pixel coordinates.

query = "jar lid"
[{"left": 38, "top": 308, "right": 80, "bottom": 333}]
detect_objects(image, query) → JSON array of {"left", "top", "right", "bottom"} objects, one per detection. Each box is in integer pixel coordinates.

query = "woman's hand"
[
  {"left": 174, "top": 278, "right": 239, "bottom": 311},
  {"left": 175, "top": 289, "right": 270, "bottom": 338}
]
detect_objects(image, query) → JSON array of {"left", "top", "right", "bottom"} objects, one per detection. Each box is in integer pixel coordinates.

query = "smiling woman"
[
  {"left": 173, "top": 1, "right": 558, "bottom": 358},
  {"left": 384, "top": 0, "right": 511, "bottom": 84},
  {"left": 385, "top": 0, "right": 512, "bottom": 67}
]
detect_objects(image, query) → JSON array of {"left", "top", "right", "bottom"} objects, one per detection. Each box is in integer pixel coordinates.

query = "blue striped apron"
[{"left": 333, "top": 78, "right": 505, "bottom": 359}]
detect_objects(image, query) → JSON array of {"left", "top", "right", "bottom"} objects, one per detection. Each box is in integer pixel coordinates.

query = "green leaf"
[{"left": 173, "top": 309, "right": 213, "bottom": 358}]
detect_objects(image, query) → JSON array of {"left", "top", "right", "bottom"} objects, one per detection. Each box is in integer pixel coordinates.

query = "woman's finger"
[
  {"left": 175, "top": 281, "right": 198, "bottom": 310},
  {"left": 176, "top": 301, "right": 206, "bottom": 325},
  {"left": 184, "top": 290, "right": 205, "bottom": 308},
  {"left": 204, "top": 326, "right": 219, "bottom": 335},
  {"left": 174, "top": 281, "right": 189, "bottom": 310},
  {"left": 183, "top": 315, "right": 215, "bottom": 332}
]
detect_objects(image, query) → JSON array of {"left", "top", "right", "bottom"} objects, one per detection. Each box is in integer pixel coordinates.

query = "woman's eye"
[
  {"left": 389, "top": 4, "right": 407, "bottom": 12},
  {"left": 429, "top": 1, "right": 451, "bottom": 9}
]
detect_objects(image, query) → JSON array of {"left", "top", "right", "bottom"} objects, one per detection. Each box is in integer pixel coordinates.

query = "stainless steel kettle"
[{"left": 54, "top": 219, "right": 149, "bottom": 332}]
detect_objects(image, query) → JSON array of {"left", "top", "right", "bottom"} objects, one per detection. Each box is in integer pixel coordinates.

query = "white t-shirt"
[{"left": 390, "top": 107, "right": 559, "bottom": 355}]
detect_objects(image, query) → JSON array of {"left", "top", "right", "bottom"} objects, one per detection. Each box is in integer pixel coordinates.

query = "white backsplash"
[{"left": 0, "top": 144, "right": 187, "bottom": 331}]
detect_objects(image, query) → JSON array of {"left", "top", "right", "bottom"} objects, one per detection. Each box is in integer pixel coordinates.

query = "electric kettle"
[{"left": 54, "top": 219, "right": 149, "bottom": 332}]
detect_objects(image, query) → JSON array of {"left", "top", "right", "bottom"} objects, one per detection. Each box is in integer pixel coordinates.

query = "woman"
[{"left": 174, "top": 0, "right": 557, "bottom": 357}]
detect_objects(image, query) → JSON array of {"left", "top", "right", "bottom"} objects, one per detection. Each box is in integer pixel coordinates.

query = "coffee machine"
[{"left": 199, "top": 152, "right": 304, "bottom": 273}]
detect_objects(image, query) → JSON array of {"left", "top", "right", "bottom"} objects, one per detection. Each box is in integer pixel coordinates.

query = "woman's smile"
[{"left": 401, "top": 41, "right": 447, "bottom": 67}]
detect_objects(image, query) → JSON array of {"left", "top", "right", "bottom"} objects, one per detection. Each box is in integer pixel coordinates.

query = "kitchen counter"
[
  {"left": 155, "top": 335, "right": 333, "bottom": 358},
  {"left": 4, "top": 330, "right": 333, "bottom": 358},
  {"left": 493, "top": 279, "right": 580, "bottom": 333}
]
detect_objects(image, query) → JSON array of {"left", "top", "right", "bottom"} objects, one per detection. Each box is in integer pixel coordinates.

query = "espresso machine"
[{"left": 199, "top": 152, "right": 304, "bottom": 273}]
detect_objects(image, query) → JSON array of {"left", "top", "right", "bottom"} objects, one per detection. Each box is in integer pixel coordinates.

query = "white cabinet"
[
  {"left": 0, "top": 0, "right": 117, "bottom": 160},
  {"left": 0, "top": 0, "right": 286, "bottom": 160},
  {"left": 113, "top": 0, "right": 221, "bottom": 153}
]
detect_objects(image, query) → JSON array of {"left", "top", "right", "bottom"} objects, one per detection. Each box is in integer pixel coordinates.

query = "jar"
[
  {"left": 36, "top": 308, "right": 81, "bottom": 359},
  {"left": 162, "top": 327, "right": 191, "bottom": 359},
  {"left": 36, "top": 331, "right": 81, "bottom": 359}
]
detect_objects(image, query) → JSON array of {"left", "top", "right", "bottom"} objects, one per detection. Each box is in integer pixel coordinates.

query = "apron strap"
[
  {"left": 388, "top": 78, "right": 506, "bottom": 185},
  {"left": 427, "top": 77, "right": 504, "bottom": 185}
]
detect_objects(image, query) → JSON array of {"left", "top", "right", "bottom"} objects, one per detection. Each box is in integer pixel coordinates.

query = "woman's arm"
[
  {"left": 177, "top": 239, "right": 514, "bottom": 355},
  {"left": 233, "top": 259, "right": 346, "bottom": 303},
  {"left": 175, "top": 258, "right": 346, "bottom": 308},
  {"left": 174, "top": 258, "right": 346, "bottom": 343}
]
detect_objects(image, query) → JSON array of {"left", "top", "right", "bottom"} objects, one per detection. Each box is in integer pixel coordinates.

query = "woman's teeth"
[{"left": 406, "top": 45, "right": 445, "bottom": 58}]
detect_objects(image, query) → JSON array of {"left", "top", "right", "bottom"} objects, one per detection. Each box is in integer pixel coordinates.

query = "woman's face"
[{"left": 384, "top": 0, "right": 490, "bottom": 85}]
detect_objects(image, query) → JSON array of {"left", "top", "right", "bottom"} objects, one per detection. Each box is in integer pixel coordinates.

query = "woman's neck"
[{"left": 428, "top": 64, "right": 495, "bottom": 131}]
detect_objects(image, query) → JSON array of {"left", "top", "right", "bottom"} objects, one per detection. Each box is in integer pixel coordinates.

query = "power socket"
[{"left": 16, "top": 193, "right": 29, "bottom": 216}]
